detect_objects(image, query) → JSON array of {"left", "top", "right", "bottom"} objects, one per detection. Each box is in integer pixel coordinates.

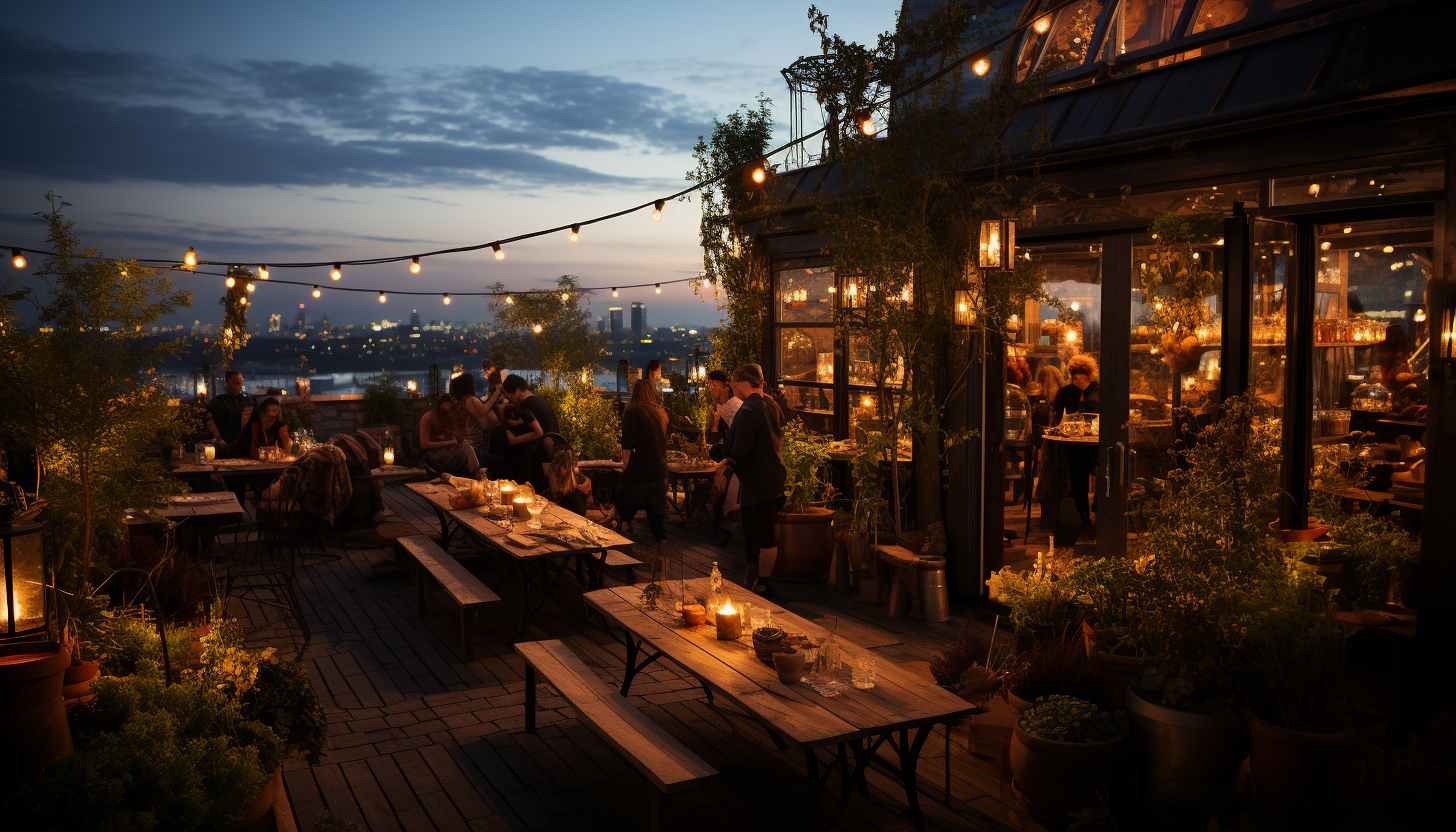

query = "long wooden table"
[
  {"left": 585, "top": 578, "right": 974, "bottom": 830},
  {"left": 406, "top": 481, "right": 639, "bottom": 631},
  {"left": 126, "top": 492, "right": 248, "bottom": 559}
]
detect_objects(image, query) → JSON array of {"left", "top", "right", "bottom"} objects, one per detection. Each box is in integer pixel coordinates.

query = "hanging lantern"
[
  {"left": 978, "top": 217, "right": 1016, "bottom": 270},
  {"left": 190, "top": 367, "right": 208, "bottom": 402},
  {"left": 0, "top": 521, "right": 49, "bottom": 643},
  {"left": 1441, "top": 294, "right": 1456, "bottom": 362},
  {"left": 953, "top": 290, "right": 975, "bottom": 326}
]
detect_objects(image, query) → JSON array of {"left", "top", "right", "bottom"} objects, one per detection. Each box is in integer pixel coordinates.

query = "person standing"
[
  {"left": 449, "top": 370, "right": 505, "bottom": 472},
  {"left": 616, "top": 379, "right": 670, "bottom": 569},
  {"left": 713, "top": 364, "right": 785, "bottom": 594},
  {"left": 205, "top": 370, "right": 254, "bottom": 446},
  {"left": 1052, "top": 354, "right": 1100, "bottom": 528}
]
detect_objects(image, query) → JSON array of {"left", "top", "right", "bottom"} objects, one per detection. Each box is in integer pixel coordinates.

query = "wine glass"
[{"left": 527, "top": 496, "right": 547, "bottom": 529}]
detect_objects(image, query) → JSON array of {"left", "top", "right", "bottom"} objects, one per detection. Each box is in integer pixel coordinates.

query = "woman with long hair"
[
  {"left": 548, "top": 447, "right": 593, "bottom": 516},
  {"left": 616, "top": 379, "right": 671, "bottom": 565},
  {"left": 228, "top": 396, "right": 291, "bottom": 460},
  {"left": 419, "top": 394, "right": 481, "bottom": 476},
  {"left": 713, "top": 363, "right": 786, "bottom": 594}
]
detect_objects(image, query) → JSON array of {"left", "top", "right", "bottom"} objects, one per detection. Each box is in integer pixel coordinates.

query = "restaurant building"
[{"left": 747, "top": 0, "right": 1454, "bottom": 652}]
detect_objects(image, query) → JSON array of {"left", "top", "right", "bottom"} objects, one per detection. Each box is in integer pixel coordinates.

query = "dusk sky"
[{"left": 0, "top": 0, "right": 889, "bottom": 329}]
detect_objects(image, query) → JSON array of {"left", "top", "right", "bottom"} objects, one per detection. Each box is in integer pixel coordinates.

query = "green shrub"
[
  {"left": 94, "top": 613, "right": 193, "bottom": 678},
  {"left": 1019, "top": 695, "right": 1126, "bottom": 743},
  {"left": 361, "top": 371, "right": 410, "bottom": 426},
  {"left": 536, "top": 383, "right": 620, "bottom": 460}
]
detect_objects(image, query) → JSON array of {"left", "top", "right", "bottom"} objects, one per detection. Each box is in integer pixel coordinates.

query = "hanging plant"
[
  {"left": 1142, "top": 200, "right": 1223, "bottom": 375},
  {"left": 217, "top": 265, "right": 253, "bottom": 366}
]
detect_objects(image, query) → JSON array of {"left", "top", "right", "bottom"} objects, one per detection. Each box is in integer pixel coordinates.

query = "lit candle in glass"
[
  {"left": 715, "top": 597, "right": 742, "bottom": 640},
  {"left": 204, "top": 445, "right": 216, "bottom": 462},
  {"left": 382, "top": 448, "right": 395, "bottom": 465},
  {"left": 513, "top": 495, "right": 531, "bottom": 518}
]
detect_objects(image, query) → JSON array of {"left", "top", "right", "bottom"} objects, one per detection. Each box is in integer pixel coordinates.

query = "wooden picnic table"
[
  {"left": 585, "top": 578, "right": 975, "bottom": 830},
  {"left": 405, "top": 481, "right": 640, "bottom": 631},
  {"left": 169, "top": 459, "right": 293, "bottom": 477},
  {"left": 126, "top": 492, "right": 247, "bottom": 559}
]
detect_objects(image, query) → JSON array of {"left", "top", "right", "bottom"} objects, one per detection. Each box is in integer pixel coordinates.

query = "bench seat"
[{"left": 396, "top": 535, "right": 499, "bottom": 658}]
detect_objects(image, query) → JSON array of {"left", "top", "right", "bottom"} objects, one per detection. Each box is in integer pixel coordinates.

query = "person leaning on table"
[
  {"left": 205, "top": 370, "right": 255, "bottom": 447},
  {"left": 712, "top": 363, "right": 786, "bottom": 596}
]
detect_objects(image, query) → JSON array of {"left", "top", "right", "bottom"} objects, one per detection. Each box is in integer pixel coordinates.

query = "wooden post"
[
  {"left": 1279, "top": 222, "right": 1317, "bottom": 530},
  {"left": 1222, "top": 203, "right": 1252, "bottom": 400}
]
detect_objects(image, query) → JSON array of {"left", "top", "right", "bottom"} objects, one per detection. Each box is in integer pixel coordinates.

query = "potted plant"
[
  {"left": 1009, "top": 695, "right": 1128, "bottom": 818},
  {"left": 985, "top": 551, "right": 1079, "bottom": 643},
  {"left": 773, "top": 421, "right": 836, "bottom": 581},
  {"left": 1064, "top": 556, "right": 1152, "bottom": 712},
  {"left": 1246, "top": 603, "right": 1358, "bottom": 811},
  {"left": 1003, "top": 632, "right": 1099, "bottom": 714}
]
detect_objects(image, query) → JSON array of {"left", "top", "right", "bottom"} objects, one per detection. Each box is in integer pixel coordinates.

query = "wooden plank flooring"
[{"left": 220, "top": 484, "right": 1044, "bottom": 832}]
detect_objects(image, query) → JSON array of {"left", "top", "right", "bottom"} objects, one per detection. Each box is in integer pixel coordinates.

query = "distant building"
[
  {"left": 597, "top": 316, "right": 605, "bottom": 333},
  {"left": 267, "top": 314, "right": 282, "bottom": 333},
  {"left": 631, "top": 303, "right": 646, "bottom": 339},
  {"left": 294, "top": 306, "right": 306, "bottom": 329},
  {"left": 410, "top": 310, "right": 421, "bottom": 328},
  {"left": 609, "top": 307, "right": 624, "bottom": 339}
]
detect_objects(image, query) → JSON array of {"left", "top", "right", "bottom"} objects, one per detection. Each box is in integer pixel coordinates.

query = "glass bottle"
[{"left": 707, "top": 562, "right": 724, "bottom": 613}]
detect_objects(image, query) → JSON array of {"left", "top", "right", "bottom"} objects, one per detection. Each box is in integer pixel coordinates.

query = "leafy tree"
[
  {"left": 687, "top": 96, "right": 775, "bottom": 374},
  {"left": 484, "top": 275, "right": 604, "bottom": 388},
  {"left": 0, "top": 193, "right": 195, "bottom": 619}
]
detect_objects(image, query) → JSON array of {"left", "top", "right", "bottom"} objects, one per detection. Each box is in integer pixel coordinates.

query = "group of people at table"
[
  {"left": 203, "top": 370, "right": 296, "bottom": 460},
  {"left": 424, "top": 362, "right": 789, "bottom": 594}
]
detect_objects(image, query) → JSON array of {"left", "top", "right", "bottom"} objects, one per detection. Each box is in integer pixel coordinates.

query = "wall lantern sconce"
[
  {"left": 978, "top": 217, "right": 1016, "bottom": 270},
  {"left": 0, "top": 521, "right": 49, "bottom": 643},
  {"left": 953, "top": 290, "right": 975, "bottom": 327}
]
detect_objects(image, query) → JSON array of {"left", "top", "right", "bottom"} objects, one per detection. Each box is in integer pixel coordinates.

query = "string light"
[
  {"left": 1320, "top": 241, "right": 1331, "bottom": 250},
  {"left": 611, "top": 287, "right": 619, "bottom": 297},
  {"left": 443, "top": 292, "right": 451, "bottom": 305},
  {"left": 184, "top": 246, "right": 197, "bottom": 268},
  {"left": 410, "top": 256, "right": 421, "bottom": 274},
  {"left": 225, "top": 275, "right": 236, "bottom": 288},
  {"left": 854, "top": 110, "right": 875, "bottom": 136},
  {"left": 972, "top": 57, "right": 990, "bottom": 76},
  {"left": 655, "top": 283, "right": 662, "bottom": 293},
  {"left": 1033, "top": 16, "right": 1052, "bottom": 34},
  {"left": 1342, "top": 226, "right": 1352, "bottom": 234},
  {"left": 533, "top": 323, "right": 543, "bottom": 334},
  {"left": 10, "top": 249, "right": 24, "bottom": 269},
  {"left": 650, "top": 200, "right": 664, "bottom": 222},
  {"left": 561, "top": 292, "right": 570, "bottom": 302},
  {"left": 330, "top": 263, "right": 342, "bottom": 281},
  {"left": 245, "top": 281, "right": 255, "bottom": 293},
  {"left": 492, "top": 243, "right": 504, "bottom": 260},
  {"left": 569, "top": 224, "right": 580, "bottom": 243},
  {"left": 312, "top": 285, "right": 321, "bottom": 298},
  {"left": 750, "top": 160, "right": 768, "bottom": 184},
  {"left": 1383, "top": 245, "right": 1394, "bottom": 253},
  {"left": 259, "top": 265, "right": 269, "bottom": 279},
  {"left": 378, "top": 291, "right": 387, "bottom": 303},
  {"left": 505, "top": 295, "right": 514, "bottom": 304}
]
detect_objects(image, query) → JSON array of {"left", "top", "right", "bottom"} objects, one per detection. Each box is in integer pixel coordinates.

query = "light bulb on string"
[
  {"left": 972, "top": 57, "right": 990, "bottom": 76},
  {"left": 854, "top": 110, "right": 875, "bottom": 136},
  {"left": 1383, "top": 245, "right": 1394, "bottom": 253},
  {"left": 378, "top": 291, "right": 387, "bottom": 303},
  {"left": 569, "top": 224, "right": 580, "bottom": 243},
  {"left": 505, "top": 295, "right": 514, "bottom": 305},
  {"left": 533, "top": 324, "right": 543, "bottom": 334},
  {"left": 184, "top": 246, "right": 197, "bottom": 268},
  {"left": 312, "top": 285, "right": 321, "bottom": 298},
  {"left": 561, "top": 292, "right": 570, "bottom": 302},
  {"left": 225, "top": 275, "right": 236, "bottom": 288},
  {"left": 655, "top": 283, "right": 662, "bottom": 294},
  {"left": 611, "top": 287, "right": 619, "bottom": 297},
  {"left": 259, "top": 265, "right": 269, "bottom": 279},
  {"left": 443, "top": 293, "right": 451, "bottom": 305},
  {"left": 10, "top": 249, "right": 25, "bottom": 269},
  {"left": 245, "top": 281, "right": 255, "bottom": 293},
  {"left": 410, "top": 256, "right": 421, "bottom": 274},
  {"left": 330, "top": 263, "right": 342, "bottom": 280},
  {"left": 492, "top": 243, "right": 504, "bottom": 260},
  {"left": 651, "top": 200, "right": 664, "bottom": 222}
]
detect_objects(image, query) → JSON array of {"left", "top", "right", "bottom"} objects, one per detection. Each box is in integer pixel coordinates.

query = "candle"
[
  {"left": 204, "top": 445, "right": 215, "bottom": 462},
  {"left": 513, "top": 496, "right": 531, "bottom": 518},
  {"left": 715, "top": 598, "right": 742, "bottom": 641},
  {"left": 383, "top": 448, "right": 395, "bottom": 465}
]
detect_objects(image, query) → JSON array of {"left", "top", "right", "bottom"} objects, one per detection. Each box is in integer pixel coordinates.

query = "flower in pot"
[
  {"left": 1246, "top": 603, "right": 1358, "bottom": 812},
  {"left": 772, "top": 421, "right": 836, "bottom": 582},
  {"left": 985, "top": 550, "right": 1079, "bottom": 644},
  {"left": 1009, "top": 695, "right": 1128, "bottom": 819}
]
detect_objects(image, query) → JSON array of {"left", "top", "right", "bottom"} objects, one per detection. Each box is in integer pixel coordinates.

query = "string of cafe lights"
[{"left": 4, "top": 13, "right": 1036, "bottom": 304}]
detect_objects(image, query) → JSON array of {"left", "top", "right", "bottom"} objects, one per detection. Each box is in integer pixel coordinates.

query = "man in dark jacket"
[{"left": 713, "top": 363, "right": 786, "bottom": 593}]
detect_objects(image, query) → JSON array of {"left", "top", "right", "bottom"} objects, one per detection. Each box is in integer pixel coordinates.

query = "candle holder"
[
  {"left": 513, "top": 496, "right": 532, "bottom": 519},
  {"left": 715, "top": 598, "right": 743, "bottom": 640}
]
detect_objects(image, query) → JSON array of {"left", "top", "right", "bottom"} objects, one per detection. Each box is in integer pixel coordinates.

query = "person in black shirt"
[
  {"left": 502, "top": 375, "right": 559, "bottom": 491},
  {"left": 616, "top": 379, "right": 671, "bottom": 566},
  {"left": 496, "top": 404, "right": 543, "bottom": 483},
  {"left": 713, "top": 363, "right": 786, "bottom": 594},
  {"left": 1053, "top": 354, "right": 1100, "bottom": 527},
  {"left": 205, "top": 370, "right": 255, "bottom": 446}
]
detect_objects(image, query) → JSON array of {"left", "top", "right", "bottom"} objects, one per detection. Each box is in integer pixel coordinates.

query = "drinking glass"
[
  {"left": 527, "top": 496, "right": 547, "bottom": 529},
  {"left": 852, "top": 657, "right": 876, "bottom": 690}
]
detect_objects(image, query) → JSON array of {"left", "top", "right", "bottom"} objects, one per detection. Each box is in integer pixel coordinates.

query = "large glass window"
[
  {"left": 778, "top": 267, "right": 835, "bottom": 323},
  {"left": 1250, "top": 221, "right": 1292, "bottom": 412},
  {"left": 1270, "top": 159, "right": 1446, "bottom": 207},
  {"left": 1039, "top": 0, "right": 1106, "bottom": 75},
  {"left": 1100, "top": 0, "right": 1190, "bottom": 59},
  {"left": 1188, "top": 0, "right": 1254, "bottom": 34},
  {"left": 773, "top": 263, "right": 837, "bottom": 434}
]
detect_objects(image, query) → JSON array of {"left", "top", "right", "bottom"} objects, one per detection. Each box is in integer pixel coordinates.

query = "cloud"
[{"left": 0, "top": 29, "right": 716, "bottom": 189}]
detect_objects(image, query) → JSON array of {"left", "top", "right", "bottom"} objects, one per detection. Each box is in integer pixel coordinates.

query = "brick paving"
[{"left": 225, "top": 484, "right": 1041, "bottom": 832}]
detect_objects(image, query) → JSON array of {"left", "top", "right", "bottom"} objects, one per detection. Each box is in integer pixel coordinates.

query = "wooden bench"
[
  {"left": 395, "top": 535, "right": 500, "bottom": 658},
  {"left": 517, "top": 639, "right": 716, "bottom": 832},
  {"left": 876, "top": 543, "right": 921, "bottom": 619}
]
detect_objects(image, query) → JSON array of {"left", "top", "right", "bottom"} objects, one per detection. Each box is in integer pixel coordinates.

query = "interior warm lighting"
[
  {"left": 533, "top": 323, "right": 543, "bottom": 334},
  {"left": 330, "top": 263, "right": 342, "bottom": 280},
  {"left": 1033, "top": 16, "right": 1051, "bottom": 34},
  {"left": 1383, "top": 245, "right": 1395, "bottom": 253},
  {"left": 225, "top": 276, "right": 236, "bottom": 288},
  {"left": 378, "top": 291, "right": 387, "bottom": 303},
  {"left": 972, "top": 57, "right": 990, "bottom": 76},
  {"left": 184, "top": 246, "right": 197, "bottom": 268},
  {"left": 1320, "top": 241, "right": 1331, "bottom": 250},
  {"left": 259, "top": 265, "right": 269, "bottom": 279},
  {"left": 1342, "top": 226, "right": 1352, "bottom": 234},
  {"left": 10, "top": 249, "right": 25, "bottom": 269},
  {"left": 492, "top": 243, "right": 504, "bottom": 260},
  {"left": 1307, "top": 183, "right": 1320, "bottom": 197},
  {"left": 312, "top": 285, "right": 321, "bottom": 298},
  {"left": 569, "top": 224, "right": 580, "bottom": 243},
  {"left": 410, "top": 256, "right": 421, "bottom": 274},
  {"left": 651, "top": 200, "right": 664, "bottom": 222}
]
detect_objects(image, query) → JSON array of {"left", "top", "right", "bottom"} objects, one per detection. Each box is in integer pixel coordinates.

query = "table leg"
[
  {"left": 804, "top": 749, "right": 821, "bottom": 830},
  {"left": 898, "top": 726, "right": 932, "bottom": 831},
  {"left": 524, "top": 663, "right": 537, "bottom": 734},
  {"left": 618, "top": 633, "right": 665, "bottom": 696}
]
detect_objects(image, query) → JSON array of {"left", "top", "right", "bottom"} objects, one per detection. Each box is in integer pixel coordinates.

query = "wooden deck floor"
[{"left": 225, "top": 484, "right": 1043, "bottom": 832}]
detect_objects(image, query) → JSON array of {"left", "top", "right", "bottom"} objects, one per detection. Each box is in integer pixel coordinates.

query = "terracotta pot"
[
  {"left": 1094, "top": 650, "right": 1148, "bottom": 714},
  {"left": 1010, "top": 722, "right": 1128, "bottom": 818},
  {"left": 1245, "top": 710, "right": 1358, "bottom": 809},
  {"left": 1008, "top": 690, "right": 1034, "bottom": 714},
  {"left": 229, "top": 765, "right": 281, "bottom": 831},
  {"left": 61, "top": 659, "right": 100, "bottom": 704},
  {"left": 773, "top": 507, "right": 834, "bottom": 582},
  {"left": 0, "top": 642, "right": 74, "bottom": 781},
  {"left": 1125, "top": 681, "right": 1246, "bottom": 811},
  {"left": 1269, "top": 518, "right": 1330, "bottom": 543}
]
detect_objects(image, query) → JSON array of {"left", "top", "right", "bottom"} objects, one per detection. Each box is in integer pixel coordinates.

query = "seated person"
[
  {"left": 418, "top": 395, "right": 481, "bottom": 477},
  {"left": 548, "top": 447, "right": 593, "bottom": 516},
  {"left": 227, "top": 397, "right": 292, "bottom": 460}
]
